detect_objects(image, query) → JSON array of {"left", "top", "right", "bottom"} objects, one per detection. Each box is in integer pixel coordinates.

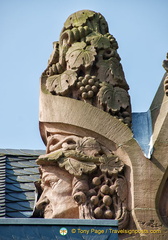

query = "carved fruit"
[
  {"left": 82, "top": 78, "right": 88, "bottom": 85},
  {"left": 122, "top": 111, "right": 130, "bottom": 118},
  {"left": 100, "top": 184, "right": 110, "bottom": 194},
  {"left": 85, "top": 74, "right": 90, "bottom": 80},
  {"left": 88, "top": 78, "right": 94, "bottom": 85},
  {"left": 78, "top": 76, "right": 83, "bottom": 81},
  {"left": 109, "top": 185, "right": 116, "bottom": 195},
  {"left": 85, "top": 85, "right": 91, "bottom": 91},
  {"left": 90, "top": 196, "right": 99, "bottom": 205},
  {"left": 91, "top": 75, "right": 96, "bottom": 80},
  {"left": 103, "top": 195, "right": 112, "bottom": 206},
  {"left": 104, "top": 210, "right": 113, "bottom": 219},
  {"left": 94, "top": 207, "right": 103, "bottom": 218},
  {"left": 92, "top": 177, "right": 101, "bottom": 186},
  {"left": 88, "top": 90, "right": 94, "bottom": 98},
  {"left": 79, "top": 86, "right": 85, "bottom": 93},
  {"left": 82, "top": 92, "right": 88, "bottom": 99},
  {"left": 76, "top": 81, "right": 82, "bottom": 87},
  {"left": 91, "top": 85, "right": 98, "bottom": 92}
]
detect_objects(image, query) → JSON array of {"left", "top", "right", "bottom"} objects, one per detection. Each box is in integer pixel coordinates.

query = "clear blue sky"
[{"left": 0, "top": 0, "right": 167, "bottom": 150}]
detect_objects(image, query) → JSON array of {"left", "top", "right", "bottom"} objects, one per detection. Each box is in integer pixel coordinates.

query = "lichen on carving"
[
  {"left": 46, "top": 70, "right": 77, "bottom": 95},
  {"left": 36, "top": 10, "right": 130, "bottom": 229},
  {"left": 41, "top": 9, "right": 132, "bottom": 127}
]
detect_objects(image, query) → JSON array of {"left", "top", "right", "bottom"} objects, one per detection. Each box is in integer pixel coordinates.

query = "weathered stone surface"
[
  {"left": 35, "top": 133, "right": 129, "bottom": 228},
  {"left": 40, "top": 9, "right": 131, "bottom": 127},
  {"left": 33, "top": 165, "right": 79, "bottom": 218},
  {"left": 39, "top": 95, "right": 133, "bottom": 146},
  {"left": 37, "top": 9, "right": 168, "bottom": 240}
]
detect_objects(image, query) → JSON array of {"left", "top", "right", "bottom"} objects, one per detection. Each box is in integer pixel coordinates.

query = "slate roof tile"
[
  {"left": 0, "top": 149, "right": 45, "bottom": 218},
  {"left": 0, "top": 155, "right": 6, "bottom": 218}
]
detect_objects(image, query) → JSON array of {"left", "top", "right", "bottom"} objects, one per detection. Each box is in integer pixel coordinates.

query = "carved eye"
[
  {"left": 44, "top": 180, "right": 51, "bottom": 187},
  {"left": 44, "top": 180, "right": 57, "bottom": 189},
  {"left": 50, "top": 181, "right": 57, "bottom": 188}
]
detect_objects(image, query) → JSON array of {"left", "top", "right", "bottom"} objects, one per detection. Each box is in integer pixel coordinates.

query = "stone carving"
[
  {"left": 163, "top": 53, "right": 168, "bottom": 95},
  {"left": 34, "top": 135, "right": 128, "bottom": 228},
  {"left": 36, "top": 10, "right": 131, "bottom": 230},
  {"left": 41, "top": 10, "right": 131, "bottom": 127}
]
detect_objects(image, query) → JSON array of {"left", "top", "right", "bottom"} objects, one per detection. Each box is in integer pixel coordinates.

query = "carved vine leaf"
[
  {"left": 58, "top": 157, "right": 97, "bottom": 176},
  {"left": 97, "top": 58, "right": 129, "bottom": 90},
  {"left": 66, "top": 42, "right": 96, "bottom": 70},
  {"left": 46, "top": 70, "right": 77, "bottom": 95},
  {"left": 76, "top": 137, "right": 102, "bottom": 157},
  {"left": 100, "top": 155, "right": 124, "bottom": 175},
  {"left": 86, "top": 33, "right": 111, "bottom": 49},
  {"left": 97, "top": 82, "right": 130, "bottom": 112},
  {"left": 37, "top": 149, "right": 99, "bottom": 176},
  {"left": 64, "top": 150, "right": 100, "bottom": 163},
  {"left": 36, "top": 150, "right": 63, "bottom": 165},
  {"left": 64, "top": 10, "right": 95, "bottom": 29}
]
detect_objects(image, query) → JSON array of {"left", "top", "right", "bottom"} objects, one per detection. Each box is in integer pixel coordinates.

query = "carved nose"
[
  {"left": 30, "top": 196, "right": 49, "bottom": 218},
  {"left": 36, "top": 196, "right": 49, "bottom": 210}
]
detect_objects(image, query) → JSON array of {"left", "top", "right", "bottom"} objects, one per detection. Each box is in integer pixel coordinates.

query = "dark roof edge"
[{"left": 0, "top": 149, "right": 45, "bottom": 156}]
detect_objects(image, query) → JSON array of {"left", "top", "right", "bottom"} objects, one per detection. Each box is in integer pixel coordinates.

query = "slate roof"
[{"left": 0, "top": 149, "right": 45, "bottom": 218}]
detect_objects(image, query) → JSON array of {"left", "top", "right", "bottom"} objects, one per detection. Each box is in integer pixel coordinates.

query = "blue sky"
[{"left": 0, "top": 0, "right": 167, "bottom": 150}]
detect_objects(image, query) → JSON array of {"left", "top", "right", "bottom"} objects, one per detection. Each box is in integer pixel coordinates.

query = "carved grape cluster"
[
  {"left": 88, "top": 174, "right": 116, "bottom": 219},
  {"left": 76, "top": 74, "right": 100, "bottom": 99},
  {"left": 118, "top": 110, "right": 131, "bottom": 126},
  {"left": 46, "top": 62, "right": 63, "bottom": 76},
  {"left": 164, "top": 75, "right": 168, "bottom": 96},
  {"left": 105, "top": 33, "right": 118, "bottom": 50}
]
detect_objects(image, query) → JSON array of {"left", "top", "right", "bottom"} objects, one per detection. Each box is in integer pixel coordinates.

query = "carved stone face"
[{"left": 35, "top": 165, "right": 79, "bottom": 218}]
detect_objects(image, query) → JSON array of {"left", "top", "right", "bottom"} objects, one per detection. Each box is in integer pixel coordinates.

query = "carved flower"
[
  {"left": 46, "top": 70, "right": 77, "bottom": 95},
  {"left": 66, "top": 42, "right": 96, "bottom": 70},
  {"left": 97, "top": 82, "right": 130, "bottom": 112}
]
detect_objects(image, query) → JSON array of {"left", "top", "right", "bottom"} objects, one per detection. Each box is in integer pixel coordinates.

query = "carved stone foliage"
[
  {"left": 163, "top": 53, "right": 168, "bottom": 96},
  {"left": 35, "top": 135, "right": 129, "bottom": 228},
  {"left": 41, "top": 10, "right": 131, "bottom": 127}
]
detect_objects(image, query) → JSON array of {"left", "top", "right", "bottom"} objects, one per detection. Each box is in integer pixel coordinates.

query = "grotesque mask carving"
[{"left": 33, "top": 134, "right": 129, "bottom": 228}]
